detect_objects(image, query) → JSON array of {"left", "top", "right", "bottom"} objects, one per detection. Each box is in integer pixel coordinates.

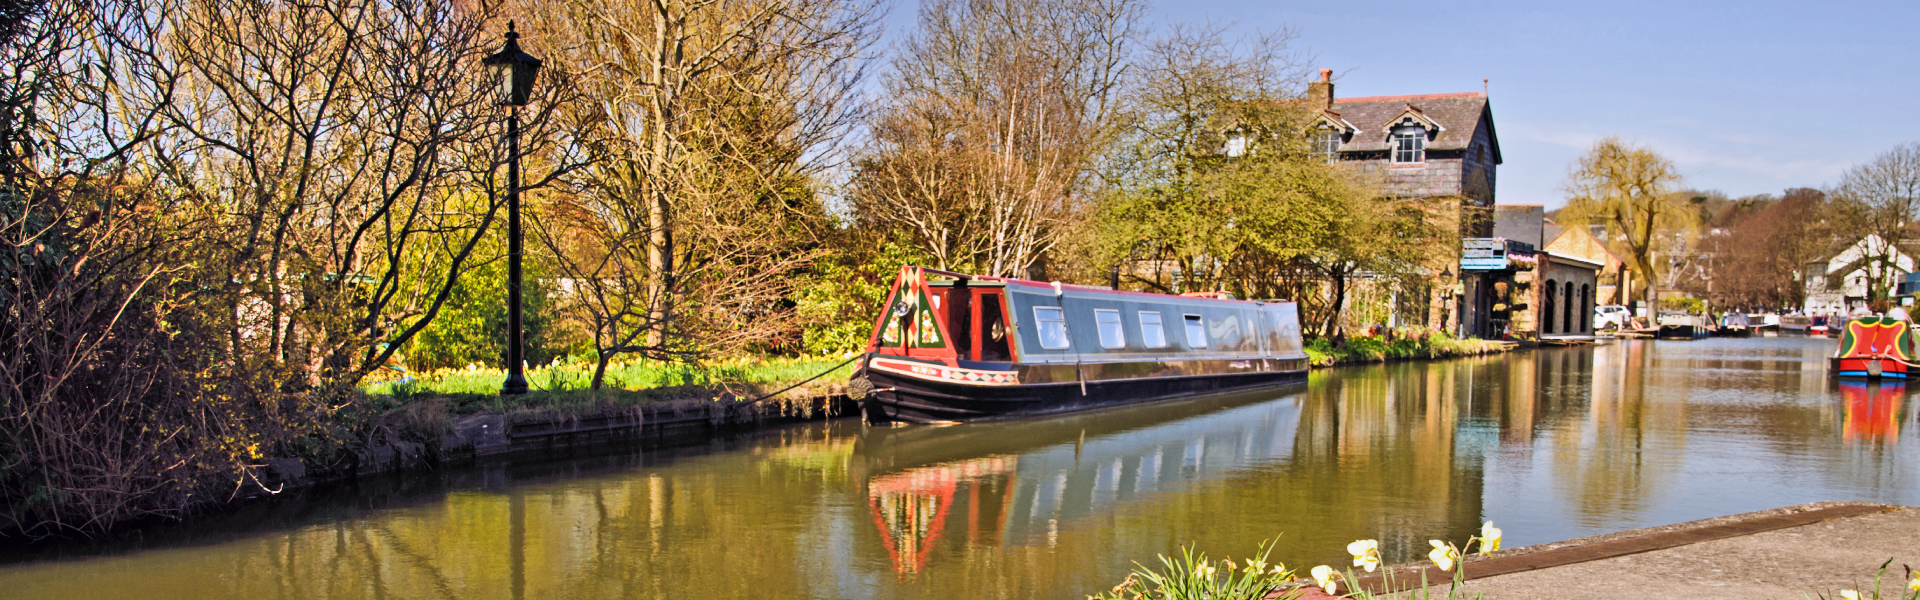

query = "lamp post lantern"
[{"left": 484, "top": 21, "right": 541, "bottom": 395}]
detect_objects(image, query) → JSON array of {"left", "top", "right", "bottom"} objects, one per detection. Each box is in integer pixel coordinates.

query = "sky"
[{"left": 879, "top": 0, "right": 1920, "bottom": 208}]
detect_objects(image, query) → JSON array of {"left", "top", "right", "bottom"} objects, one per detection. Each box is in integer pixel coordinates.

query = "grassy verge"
[
  {"left": 362, "top": 355, "right": 861, "bottom": 416},
  {"left": 1304, "top": 330, "right": 1510, "bottom": 367}
]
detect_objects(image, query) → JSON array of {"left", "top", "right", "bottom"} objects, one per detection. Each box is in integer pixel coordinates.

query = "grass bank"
[
  {"left": 363, "top": 354, "right": 861, "bottom": 417},
  {"left": 1304, "top": 331, "right": 1511, "bottom": 367}
]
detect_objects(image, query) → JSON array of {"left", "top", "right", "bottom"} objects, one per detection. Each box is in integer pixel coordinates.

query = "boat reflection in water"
[
  {"left": 867, "top": 455, "right": 1016, "bottom": 577},
  {"left": 857, "top": 386, "right": 1314, "bottom": 578},
  {"left": 1838, "top": 381, "right": 1906, "bottom": 443}
]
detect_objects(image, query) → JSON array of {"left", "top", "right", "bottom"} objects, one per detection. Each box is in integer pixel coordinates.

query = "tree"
[
  {"left": 1561, "top": 137, "right": 1691, "bottom": 301},
  {"left": 1832, "top": 143, "right": 1920, "bottom": 302},
  {"left": 524, "top": 0, "right": 877, "bottom": 388},
  {"left": 1710, "top": 189, "right": 1837, "bottom": 310},
  {"left": 852, "top": 0, "right": 1141, "bottom": 278}
]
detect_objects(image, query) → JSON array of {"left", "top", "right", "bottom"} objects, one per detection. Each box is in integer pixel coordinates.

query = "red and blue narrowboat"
[
  {"left": 1831, "top": 316, "right": 1916, "bottom": 379},
  {"left": 847, "top": 266, "right": 1309, "bottom": 425}
]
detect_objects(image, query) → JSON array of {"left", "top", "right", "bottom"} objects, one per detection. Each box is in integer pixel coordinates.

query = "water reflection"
[{"left": 1, "top": 338, "right": 1915, "bottom": 600}]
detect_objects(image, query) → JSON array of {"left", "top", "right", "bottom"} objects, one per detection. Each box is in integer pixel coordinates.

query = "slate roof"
[{"left": 1326, "top": 92, "right": 1496, "bottom": 158}]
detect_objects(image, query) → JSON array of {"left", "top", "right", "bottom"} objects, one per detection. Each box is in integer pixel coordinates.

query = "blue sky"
[{"left": 881, "top": 0, "right": 1920, "bottom": 208}]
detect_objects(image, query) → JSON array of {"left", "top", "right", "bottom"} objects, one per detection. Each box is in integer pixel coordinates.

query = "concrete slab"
[{"left": 1285, "top": 502, "right": 1920, "bottom": 599}]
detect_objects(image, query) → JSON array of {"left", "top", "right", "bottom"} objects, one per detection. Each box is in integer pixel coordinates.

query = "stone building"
[{"left": 1306, "top": 69, "right": 1505, "bottom": 336}]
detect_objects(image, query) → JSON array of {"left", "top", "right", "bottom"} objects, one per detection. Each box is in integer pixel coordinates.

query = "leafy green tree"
[{"left": 795, "top": 242, "right": 931, "bottom": 354}]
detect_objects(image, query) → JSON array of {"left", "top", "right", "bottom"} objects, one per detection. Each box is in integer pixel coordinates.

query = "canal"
[{"left": 2, "top": 337, "right": 1915, "bottom": 599}]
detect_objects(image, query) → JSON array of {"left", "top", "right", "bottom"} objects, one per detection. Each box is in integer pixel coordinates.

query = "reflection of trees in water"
[{"left": 1547, "top": 340, "right": 1681, "bottom": 526}]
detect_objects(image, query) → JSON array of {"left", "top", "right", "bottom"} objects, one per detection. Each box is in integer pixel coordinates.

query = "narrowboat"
[
  {"left": 847, "top": 266, "right": 1309, "bottom": 425},
  {"left": 1714, "top": 312, "right": 1753, "bottom": 337},
  {"left": 1655, "top": 311, "right": 1710, "bottom": 339},
  {"left": 1831, "top": 316, "right": 1916, "bottom": 379}
]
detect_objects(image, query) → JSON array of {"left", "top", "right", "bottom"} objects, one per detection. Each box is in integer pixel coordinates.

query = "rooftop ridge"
[{"left": 1334, "top": 91, "right": 1484, "bottom": 103}]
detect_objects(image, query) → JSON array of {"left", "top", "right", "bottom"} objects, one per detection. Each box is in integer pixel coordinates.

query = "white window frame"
[
  {"left": 1139, "top": 311, "right": 1168, "bottom": 349},
  {"left": 1094, "top": 309, "right": 1126, "bottom": 349},
  {"left": 1183, "top": 314, "right": 1208, "bottom": 348},
  {"left": 1033, "top": 306, "right": 1071, "bottom": 350},
  {"left": 1314, "top": 129, "right": 1341, "bottom": 163},
  {"left": 1392, "top": 126, "right": 1426, "bottom": 164}
]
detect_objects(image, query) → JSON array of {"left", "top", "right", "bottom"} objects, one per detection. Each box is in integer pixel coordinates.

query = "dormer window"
[
  {"left": 1313, "top": 129, "right": 1341, "bottom": 163},
  {"left": 1224, "top": 128, "right": 1248, "bottom": 158},
  {"left": 1391, "top": 125, "right": 1426, "bottom": 164}
]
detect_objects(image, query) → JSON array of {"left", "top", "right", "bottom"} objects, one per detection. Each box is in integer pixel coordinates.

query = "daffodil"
[
  {"left": 1311, "top": 565, "right": 1339, "bottom": 595},
  {"left": 1195, "top": 563, "right": 1215, "bottom": 579},
  {"left": 1347, "top": 539, "right": 1382, "bottom": 572},
  {"left": 1477, "top": 521, "right": 1503, "bottom": 555},
  {"left": 1428, "top": 540, "right": 1460, "bottom": 572},
  {"left": 1837, "top": 590, "right": 1860, "bottom": 600},
  {"left": 1909, "top": 576, "right": 1920, "bottom": 592}
]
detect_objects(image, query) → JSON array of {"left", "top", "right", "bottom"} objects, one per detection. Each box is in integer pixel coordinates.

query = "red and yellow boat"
[{"left": 1832, "top": 316, "right": 1916, "bottom": 379}]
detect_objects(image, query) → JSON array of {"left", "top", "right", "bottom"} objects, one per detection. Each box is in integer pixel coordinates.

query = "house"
[
  {"left": 1308, "top": 69, "right": 1501, "bottom": 236},
  {"left": 1305, "top": 69, "right": 1506, "bottom": 337},
  {"left": 1803, "top": 234, "right": 1915, "bottom": 316}
]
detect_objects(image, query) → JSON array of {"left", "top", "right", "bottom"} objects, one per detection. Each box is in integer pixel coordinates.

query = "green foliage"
[
  {"left": 1660, "top": 296, "right": 1706, "bottom": 314},
  {"left": 1303, "top": 330, "right": 1508, "bottom": 367},
  {"left": 1089, "top": 540, "right": 1305, "bottom": 600},
  {"left": 365, "top": 355, "right": 855, "bottom": 402},
  {"left": 795, "top": 241, "right": 930, "bottom": 354},
  {"left": 403, "top": 252, "right": 568, "bottom": 372}
]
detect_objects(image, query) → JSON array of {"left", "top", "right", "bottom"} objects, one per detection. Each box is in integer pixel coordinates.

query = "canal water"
[{"left": 2, "top": 337, "right": 1915, "bottom": 599}]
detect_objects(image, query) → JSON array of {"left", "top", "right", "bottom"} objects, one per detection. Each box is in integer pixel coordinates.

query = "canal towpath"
[{"left": 1292, "top": 501, "right": 1920, "bottom": 599}]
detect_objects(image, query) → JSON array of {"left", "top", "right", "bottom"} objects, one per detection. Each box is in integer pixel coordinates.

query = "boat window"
[
  {"left": 1034, "top": 306, "right": 1070, "bottom": 350},
  {"left": 1139, "top": 311, "right": 1167, "bottom": 348},
  {"left": 1184, "top": 314, "right": 1208, "bottom": 348},
  {"left": 1094, "top": 309, "right": 1125, "bottom": 349}
]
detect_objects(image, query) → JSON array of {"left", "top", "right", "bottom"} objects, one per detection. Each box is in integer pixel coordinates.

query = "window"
[
  {"left": 1313, "top": 129, "right": 1341, "bottom": 163},
  {"left": 1139, "top": 311, "right": 1168, "bottom": 348},
  {"left": 1034, "top": 306, "right": 1070, "bottom": 350},
  {"left": 1224, "top": 130, "right": 1248, "bottom": 158},
  {"left": 1183, "top": 314, "right": 1208, "bottom": 348},
  {"left": 1392, "top": 126, "right": 1426, "bottom": 164},
  {"left": 1094, "top": 309, "right": 1126, "bottom": 349}
]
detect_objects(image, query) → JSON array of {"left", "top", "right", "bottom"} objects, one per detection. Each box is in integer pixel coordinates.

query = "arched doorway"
[{"left": 1543, "top": 279, "right": 1558, "bottom": 334}]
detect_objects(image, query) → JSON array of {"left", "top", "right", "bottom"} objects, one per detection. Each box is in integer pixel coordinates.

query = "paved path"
[{"left": 1291, "top": 502, "right": 1920, "bottom": 599}]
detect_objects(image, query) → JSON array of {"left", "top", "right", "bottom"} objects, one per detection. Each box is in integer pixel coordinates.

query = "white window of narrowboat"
[
  {"left": 1184, "top": 314, "right": 1208, "bottom": 348},
  {"left": 1034, "top": 306, "right": 1071, "bottom": 350},
  {"left": 1139, "top": 311, "right": 1168, "bottom": 348},
  {"left": 1094, "top": 309, "right": 1125, "bottom": 349}
]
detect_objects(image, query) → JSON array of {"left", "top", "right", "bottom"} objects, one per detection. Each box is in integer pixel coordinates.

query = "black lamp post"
[{"left": 484, "top": 21, "right": 542, "bottom": 395}]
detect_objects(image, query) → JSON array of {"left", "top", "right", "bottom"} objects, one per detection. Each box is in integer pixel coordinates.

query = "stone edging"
[{"left": 1282, "top": 501, "right": 1903, "bottom": 598}]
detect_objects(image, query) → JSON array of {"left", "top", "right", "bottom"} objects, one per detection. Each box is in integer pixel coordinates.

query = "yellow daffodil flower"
[
  {"left": 1224, "top": 559, "right": 1236, "bottom": 573},
  {"left": 1837, "top": 590, "right": 1859, "bottom": 600},
  {"left": 1478, "top": 521, "right": 1503, "bottom": 555},
  {"left": 1196, "top": 563, "right": 1215, "bottom": 579},
  {"left": 1311, "top": 565, "right": 1339, "bottom": 595},
  {"left": 1347, "top": 539, "right": 1382, "bottom": 572},
  {"left": 1428, "top": 540, "right": 1459, "bottom": 572},
  {"left": 1909, "top": 576, "right": 1920, "bottom": 592}
]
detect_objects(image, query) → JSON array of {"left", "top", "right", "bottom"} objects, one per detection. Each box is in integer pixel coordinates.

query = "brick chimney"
[{"left": 1306, "top": 68, "right": 1334, "bottom": 111}]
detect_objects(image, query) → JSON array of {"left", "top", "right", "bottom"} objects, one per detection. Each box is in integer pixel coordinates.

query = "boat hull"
[
  {"left": 855, "top": 356, "right": 1307, "bottom": 424},
  {"left": 1832, "top": 357, "right": 1910, "bottom": 379},
  {"left": 1657, "top": 324, "right": 1708, "bottom": 339}
]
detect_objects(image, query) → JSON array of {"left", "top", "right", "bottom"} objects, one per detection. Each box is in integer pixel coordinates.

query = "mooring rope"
[
  {"left": 1862, "top": 351, "right": 1920, "bottom": 368},
  {"left": 741, "top": 354, "right": 863, "bottom": 405}
]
